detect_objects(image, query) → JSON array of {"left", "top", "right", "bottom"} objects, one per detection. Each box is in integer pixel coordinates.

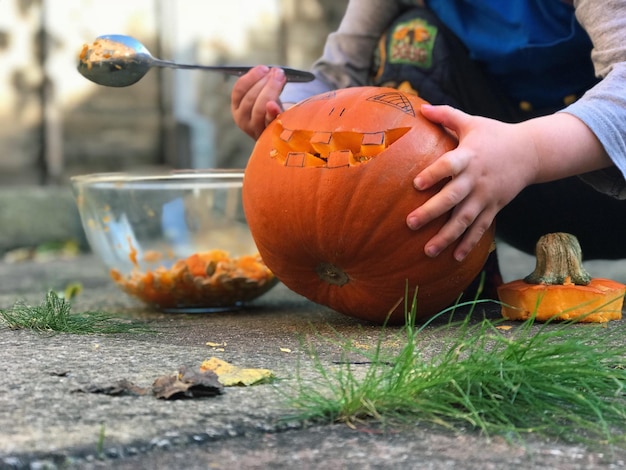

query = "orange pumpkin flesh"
[
  {"left": 498, "top": 233, "right": 625, "bottom": 323},
  {"left": 498, "top": 278, "right": 625, "bottom": 323},
  {"left": 243, "top": 87, "right": 495, "bottom": 324}
]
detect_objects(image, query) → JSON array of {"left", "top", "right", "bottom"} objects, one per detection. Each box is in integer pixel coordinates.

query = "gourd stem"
[{"left": 523, "top": 232, "right": 591, "bottom": 286}]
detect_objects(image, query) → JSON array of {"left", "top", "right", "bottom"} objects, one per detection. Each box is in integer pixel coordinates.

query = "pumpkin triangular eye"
[
  {"left": 271, "top": 124, "right": 410, "bottom": 168},
  {"left": 367, "top": 91, "right": 416, "bottom": 116}
]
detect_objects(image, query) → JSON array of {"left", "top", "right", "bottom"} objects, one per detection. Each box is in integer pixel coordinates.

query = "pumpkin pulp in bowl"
[{"left": 72, "top": 170, "right": 277, "bottom": 312}]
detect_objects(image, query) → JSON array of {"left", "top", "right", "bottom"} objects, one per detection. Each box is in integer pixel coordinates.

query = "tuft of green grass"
[
  {"left": 0, "top": 290, "right": 151, "bottom": 334},
  {"left": 287, "top": 288, "right": 626, "bottom": 446}
]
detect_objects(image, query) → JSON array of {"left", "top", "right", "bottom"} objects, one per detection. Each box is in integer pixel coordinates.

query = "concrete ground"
[
  {"left": 1, "top": 247, "right": 626, "bottom": 469},
  {"left": 1, "top": 188, "right": 626, "bottom": 469}
]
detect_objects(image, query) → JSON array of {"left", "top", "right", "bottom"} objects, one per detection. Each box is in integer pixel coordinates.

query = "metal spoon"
[{"left": 77, "top": 34, "right": 315, "bottom": 87}]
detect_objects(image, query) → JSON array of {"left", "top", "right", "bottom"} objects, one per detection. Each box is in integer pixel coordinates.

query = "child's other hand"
[{"left": 231, "top": 66, "right": 286, "bottom": 139}]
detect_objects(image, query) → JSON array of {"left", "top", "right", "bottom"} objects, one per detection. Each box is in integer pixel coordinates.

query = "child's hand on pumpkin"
[
  {"left": 406, "top": 104, "right": 612, "bottom": 262},
  {"left": 231, "top": 66, "right": 286, "bottom": 139},
  {"left": 406, "top": 104, "right": 539, "bottom": 262}
]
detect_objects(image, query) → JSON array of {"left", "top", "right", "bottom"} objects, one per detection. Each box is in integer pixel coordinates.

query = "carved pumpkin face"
[{"left": 243, "top": 87, "right": 494, "bottom": 323}]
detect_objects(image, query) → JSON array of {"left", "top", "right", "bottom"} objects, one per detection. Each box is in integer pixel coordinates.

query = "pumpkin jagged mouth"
[{"left": 270, "top": 123, "right": 411, "bottom": 168}]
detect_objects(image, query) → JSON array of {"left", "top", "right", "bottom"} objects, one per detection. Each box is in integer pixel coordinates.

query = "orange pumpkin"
[
  {"left": 498, "top": 278, "right": 625, "bottom": 323},
  {"left": 498, "top": 233, "right": 625, "bottom": 323},
  {"left": 242, "top": 87, "right": 494, "bottom": 323}
]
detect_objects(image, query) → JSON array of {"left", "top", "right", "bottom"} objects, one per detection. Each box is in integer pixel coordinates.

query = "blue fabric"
[{"left": 424, "top": 0, "right": 598, "bottom": 107}]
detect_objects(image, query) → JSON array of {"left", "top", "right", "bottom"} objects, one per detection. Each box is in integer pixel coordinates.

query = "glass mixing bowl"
[{"left": 71, "top": 170, "right": 277, "bottom": 312}]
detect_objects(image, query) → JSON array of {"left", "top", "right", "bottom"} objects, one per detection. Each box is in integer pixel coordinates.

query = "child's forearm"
[{"left": 521, "top": 113, "right": 613, "bottom": 184}]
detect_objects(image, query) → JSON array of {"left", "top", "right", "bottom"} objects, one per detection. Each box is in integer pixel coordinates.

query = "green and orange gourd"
[{"left": 498, "top": 232, "right": 625, "bottom": 323}]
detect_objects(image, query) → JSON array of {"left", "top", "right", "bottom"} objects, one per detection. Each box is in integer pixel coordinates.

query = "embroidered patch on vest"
[{"left": 387, "top": 18, "right": 437, "bottom": 69}]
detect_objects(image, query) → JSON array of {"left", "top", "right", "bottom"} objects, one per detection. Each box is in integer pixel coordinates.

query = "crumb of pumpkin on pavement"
[{"left": 206, "top": 341, "right": 227, "bottom": 352}]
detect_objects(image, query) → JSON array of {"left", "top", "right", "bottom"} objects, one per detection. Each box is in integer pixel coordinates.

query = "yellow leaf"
[
  {"left": 64, "top": 282, "right": 83, "bottom": 300},
  {"left": 199, "top": 357, "right": 274, "bottom": 386}
]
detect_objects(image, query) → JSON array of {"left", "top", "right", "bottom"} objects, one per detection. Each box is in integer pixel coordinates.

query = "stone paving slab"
[{"left": 1, "top": 246, "right": 625, "bottom": 469}]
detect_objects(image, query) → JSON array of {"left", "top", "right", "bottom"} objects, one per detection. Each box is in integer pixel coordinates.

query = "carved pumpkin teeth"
[
  {"left": 284, "top": 152, "right": 326, "bottom": 168},
  {"left": 272, "top": 124, "right": 410, "bottom": 167},
  {"left": 327, "top": 150, "right": 352, "bottom": 168},
  {"left": 310, "top": 131, "right": 335, "bottom": 159},
  {"left": 359, "top": 132, "right": 386, "bottom": 158},
  {"left": 310, "top": 131, "right": 332, "bottom": 145}
]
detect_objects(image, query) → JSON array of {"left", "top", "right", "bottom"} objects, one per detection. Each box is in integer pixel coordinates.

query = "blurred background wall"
[{"left": 0, "top": 0, "right": 348, "bottom": 186}]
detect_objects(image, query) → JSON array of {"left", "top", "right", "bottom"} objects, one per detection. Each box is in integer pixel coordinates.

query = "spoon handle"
[{"left": 151, "top": 59, "right": 315, "bottom": 82}]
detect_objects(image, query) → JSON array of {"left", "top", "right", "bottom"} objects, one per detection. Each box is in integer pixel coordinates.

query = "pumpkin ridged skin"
[
  {"left": 242, "top": 87, "right": 495, "bottom": 324},
  {"left": 498, "top": 279, "right": 625, "bottom": 323}
]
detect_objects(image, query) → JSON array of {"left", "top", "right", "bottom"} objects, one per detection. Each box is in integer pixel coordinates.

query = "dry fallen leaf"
[
  {"left": 152, "top": 365, "right": 223, "bottom": 399},
  {"left": 72, "top": 360, "right": 268, "bottom": 400},
  {"left": 200, "top": 357, "right": 274, "bottom": 386}
]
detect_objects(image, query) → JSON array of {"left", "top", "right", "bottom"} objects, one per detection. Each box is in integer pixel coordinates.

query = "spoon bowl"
[{"left": 78, "top": 34, "right": 315, "bottom": 87}]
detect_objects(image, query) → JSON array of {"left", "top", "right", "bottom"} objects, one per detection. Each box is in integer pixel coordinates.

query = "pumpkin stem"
[{"left": 523, "top": 232, "right": 591, "bottom": 286}]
